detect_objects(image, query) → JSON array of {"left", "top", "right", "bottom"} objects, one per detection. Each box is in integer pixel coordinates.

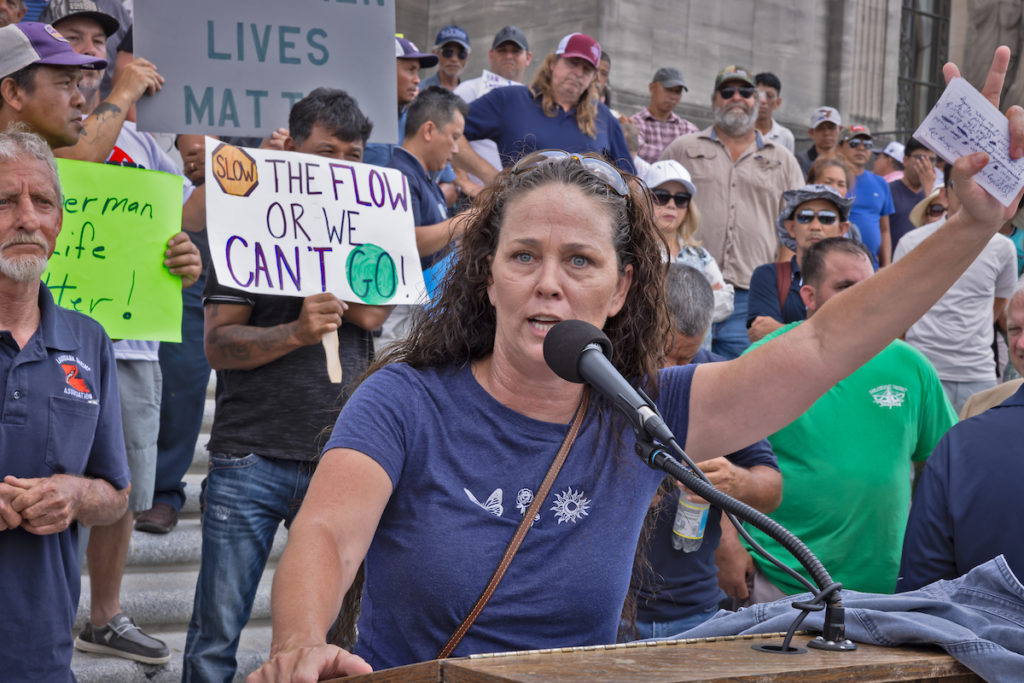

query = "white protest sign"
[
  {"left": 204, "top": 138, "right": 424, "bottom": 305},
  {"left": 915, "top": 77, "right": 1024, "bottom": 207},
  {"left": 133, "top": 0, "right": 398, "bottom": 143}
]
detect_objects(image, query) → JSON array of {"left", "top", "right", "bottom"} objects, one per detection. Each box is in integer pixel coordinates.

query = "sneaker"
[
  {"left": 74, "top": 613, "right": 171, "bottom": 664},
  {"left": 134, "top": 503, "right": 178, "bottom": 534}
]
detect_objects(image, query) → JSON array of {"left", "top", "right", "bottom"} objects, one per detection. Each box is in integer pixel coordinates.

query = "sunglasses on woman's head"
[
  {"left": 794, "top": 209, "right": 839, "bottom": 225},
  {"left": 512, "top": 149, "right": 630, "bottom": 198},
  {"left": 651, "top": 189, "right": 691, "bottom": 209}
]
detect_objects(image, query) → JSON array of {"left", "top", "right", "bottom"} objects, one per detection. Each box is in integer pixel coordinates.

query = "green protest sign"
[{"left": 44, "top": 159, "right": 184, "bottom": 342}]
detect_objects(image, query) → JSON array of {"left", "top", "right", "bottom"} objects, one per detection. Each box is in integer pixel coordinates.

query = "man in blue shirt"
[
  {"left": 898, "top": 281, "right": 1024, "bottom": 591},
  {"left": 0, "top": 129, "right": 131, "bottom": 681},
  {"left": 839, "top": 125, "right": 894, "bottom": 267},
  {"left": 379, "top": 86, "right": 470, "bottom": 350},
  {"left": 453, "top": 32, "right": 634, "bottom": 182},
  {"left": 627, "top": 264, "right": 780, "bottom": 639}
]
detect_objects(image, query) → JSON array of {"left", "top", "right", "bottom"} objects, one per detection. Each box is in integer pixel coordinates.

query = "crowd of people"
[{"left": 1, "top": 2, "right": 1024, "bottom": 682}]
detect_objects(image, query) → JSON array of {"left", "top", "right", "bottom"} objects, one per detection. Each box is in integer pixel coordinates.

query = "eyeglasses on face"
[
  {"left": 926, "top": 203, "right": 947, "bottom": 216},
  {"left": 441, "top": 46, "right": 468, "bottom": 60},
  {"left": 511, "top": 149, "right": 630, "bottom": 197},
  {"left": 718, "top": 85, "right": 756, "bottom": 100},
  {"left": 794, "top": 209, "right": 839, "bottom": 225},
  {"left": 651, "top": 189, "right": 691, "bottom": 209},
  {"left": 845, "top": 138, "right": 874, "bottom": 150}
]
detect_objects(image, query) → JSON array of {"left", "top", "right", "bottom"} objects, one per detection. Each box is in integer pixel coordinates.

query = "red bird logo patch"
[{"left": 61, "top": 363, "right": 91, "bottom": 393}]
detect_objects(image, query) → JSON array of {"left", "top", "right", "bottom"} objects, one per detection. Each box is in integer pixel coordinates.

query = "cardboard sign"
[
  {"left": 133, "top": 0, "right": 398, "bottom": 143},
  {"left": 45, "top": 159, "right": 184, "bottom": 342},
  {"left": 204, "top": 138, "right": 424, "bottom": 304}
]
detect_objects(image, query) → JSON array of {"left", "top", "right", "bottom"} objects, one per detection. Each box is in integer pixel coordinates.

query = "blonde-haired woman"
[{"left": 645, "top": 159, "right": 734, "bottom": 325}]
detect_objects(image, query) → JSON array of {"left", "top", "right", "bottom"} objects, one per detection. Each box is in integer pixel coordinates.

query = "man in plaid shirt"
[{"left": 630, "top": 66, "right": 699, "bottom": 164}]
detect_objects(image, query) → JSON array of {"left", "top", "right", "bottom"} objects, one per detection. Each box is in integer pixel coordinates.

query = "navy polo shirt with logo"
[
  {"left": 387, "top": 146, "right": 451, "bottom": 270},
  {"left": 0, "top": 285, "right": 129, "bottom": 681}
]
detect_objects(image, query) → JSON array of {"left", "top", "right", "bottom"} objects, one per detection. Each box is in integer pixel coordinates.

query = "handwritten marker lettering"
[{"left": 205, "top": 137, "right": 425, "bottom": 305}]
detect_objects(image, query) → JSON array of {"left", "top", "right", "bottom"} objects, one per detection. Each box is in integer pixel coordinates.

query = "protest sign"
[
  {"left": 45, "top": 160, "right": 184, "bottom": 342},
  {"left": 204, "top": 138, "right": 425, "bottom": 305},
  {"left": 133, "top": 0, "right": 398, "bottom": 143}
]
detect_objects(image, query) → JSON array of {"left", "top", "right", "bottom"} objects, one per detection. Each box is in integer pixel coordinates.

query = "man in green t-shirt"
[{"left": 716, "top": 238, "right": 956, "bottom": 603}]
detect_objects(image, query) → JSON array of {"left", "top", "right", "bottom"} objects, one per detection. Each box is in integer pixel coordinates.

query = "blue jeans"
[
  {"left": 712, "top": 288, "right": 750, "bottom": 360},
  {"left": 153, "top": 235, "right": 210, "bottom": 512},
  {"left": 627, "top": 603, "right": 719, "bottom": 641},
  {"left": 183, "top": 453, "right": 315, "bottom": 683},
  {"left": 672, "top": 555, "right": 1024, "bottom": 682}
]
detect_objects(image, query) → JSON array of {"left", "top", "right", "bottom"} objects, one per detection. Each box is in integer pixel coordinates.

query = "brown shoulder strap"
[
  {"left": 776, "top": 260, "right": 793, "bottom": 312},
  {"left": 437, "top": 388, "right": 591, "bottom": 659}
]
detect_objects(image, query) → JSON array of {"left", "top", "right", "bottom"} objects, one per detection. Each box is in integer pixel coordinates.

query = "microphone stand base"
[{"left": 807, "top": 636, "right": 858, "bottom": 651}]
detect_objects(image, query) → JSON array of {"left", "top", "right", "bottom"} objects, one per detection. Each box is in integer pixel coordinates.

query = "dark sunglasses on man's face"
[
  {"left": 845, "top": 138, "right": 874, "bottom": 150},
  {"left": 441, "top": 46, "right": 468, "bottom": 60},
  {"left": 652, "top": 189, "right": 692, "bottom": 209},
  {"left": 718, "top": 85, "right": 756, "bottom": 100},
  {"left": 794, "top": 209, "right": 838, "bottom": 225}
]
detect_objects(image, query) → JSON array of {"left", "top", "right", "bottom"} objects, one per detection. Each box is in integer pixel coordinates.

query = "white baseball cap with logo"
[
  {"left": 874, "top": 141, "right": 906, "bottom": 164},
  {"left": 809, "top": 106, "right": 842, "bottom": 129}
]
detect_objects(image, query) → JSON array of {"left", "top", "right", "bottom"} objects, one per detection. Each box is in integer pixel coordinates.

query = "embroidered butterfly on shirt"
[{"left": 464, "top": 488, "right": 503, "bottom": 517}]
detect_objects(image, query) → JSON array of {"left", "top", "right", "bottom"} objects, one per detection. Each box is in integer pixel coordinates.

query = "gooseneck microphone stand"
[
  {"left": 632, "top": 385, "right": 855, "bottom": 654},
  {"left": 542, "top": 319, "right": 855, "bottom": 655}
]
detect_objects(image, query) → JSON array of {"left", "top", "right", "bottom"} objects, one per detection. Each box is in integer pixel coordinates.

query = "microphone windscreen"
[{"left": 543, "top": 320, "right": 612, "bottom": 383}]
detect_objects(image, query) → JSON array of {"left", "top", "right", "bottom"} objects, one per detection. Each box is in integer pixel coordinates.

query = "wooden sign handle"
[{"left": 322, "top": 330, "right": 342, "bottom": 383}]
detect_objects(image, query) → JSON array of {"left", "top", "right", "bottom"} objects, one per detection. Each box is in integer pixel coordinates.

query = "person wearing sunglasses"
[
  {"left": 452, "top": 32, "right": 634, "bottom": 185},
  {"left": 422, "top": 24, "right": 471, "bottom": 93},
  {"left": 838, "top": 124, "right": 895, "bottom": 268},
  {"left": 660, "top": 65, "right": 804, "bottom": 360},
  {"left": 249, "top": 46, "right": 1024, "bottom": 679},
  {"left": 748, "top": 185, "right": 853, "bottom": 342},
  {"left": 644, "top": 160, "right": 734, "bottom": 332}
]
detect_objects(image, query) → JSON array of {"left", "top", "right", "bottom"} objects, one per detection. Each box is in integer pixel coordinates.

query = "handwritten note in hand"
[{"left": 914, "top": 77, "right": 1024, "bottom": 207}]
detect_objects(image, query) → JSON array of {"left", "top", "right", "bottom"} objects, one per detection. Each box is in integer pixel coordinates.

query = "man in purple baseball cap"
[{"left": 0, "top": 21, "right": 105, "bottom": 147}]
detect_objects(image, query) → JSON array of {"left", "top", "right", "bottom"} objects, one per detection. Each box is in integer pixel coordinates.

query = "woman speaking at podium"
[{"left": 249, "top": 49, "right": 1023, "bottom": 681}]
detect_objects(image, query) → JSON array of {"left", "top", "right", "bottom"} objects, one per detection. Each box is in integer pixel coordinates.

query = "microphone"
[{"left": 543, "top": 320, "right": 675, "bottom": 444}]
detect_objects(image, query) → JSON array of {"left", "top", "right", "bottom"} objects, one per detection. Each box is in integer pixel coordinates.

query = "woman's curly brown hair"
[{"left": 371, "top": 155, "right": 672, "bottom": 389}]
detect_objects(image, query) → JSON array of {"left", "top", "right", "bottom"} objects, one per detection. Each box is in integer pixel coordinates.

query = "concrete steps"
[{"left": 71, "top": 373, "right": 282, "bottom": 682}]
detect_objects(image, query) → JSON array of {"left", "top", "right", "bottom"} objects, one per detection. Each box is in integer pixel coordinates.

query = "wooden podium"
[{"left": 335, "top": 633, "right": 980, "bottom": 682}]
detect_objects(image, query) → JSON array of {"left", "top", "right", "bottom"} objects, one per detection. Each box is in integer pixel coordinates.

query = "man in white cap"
[
  {"left": 796, "top": 105, "right": 841, "bottom": 179},
  {"left": 629, "top": 66, "right": 699, "bottom": 164},
  {"left": 873, "top": 140, "right": 905, "bottom": 182}
]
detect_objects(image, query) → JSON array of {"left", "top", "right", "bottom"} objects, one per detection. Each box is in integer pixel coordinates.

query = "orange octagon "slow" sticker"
[{"left": 211, "top": 143, "right": 259, "bottom": 197}]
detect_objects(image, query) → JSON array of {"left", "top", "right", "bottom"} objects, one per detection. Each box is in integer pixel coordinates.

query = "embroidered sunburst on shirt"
[{"left": 550, "top": 487, "right": 591, "bottom": 524}]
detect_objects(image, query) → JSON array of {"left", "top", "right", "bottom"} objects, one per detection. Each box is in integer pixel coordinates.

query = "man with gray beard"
[{"left": 660, "top": 65, "right": 803, "bottom": 358}]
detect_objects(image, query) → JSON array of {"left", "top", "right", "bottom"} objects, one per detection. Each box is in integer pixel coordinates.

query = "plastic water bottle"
[{"left": 672, "top": 494, "right": 709, "bottom": 552}]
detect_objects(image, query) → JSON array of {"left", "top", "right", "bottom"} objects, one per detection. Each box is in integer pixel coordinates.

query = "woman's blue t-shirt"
[{"left": 324, "top": 361, "right": 696, "bottom": 669}]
